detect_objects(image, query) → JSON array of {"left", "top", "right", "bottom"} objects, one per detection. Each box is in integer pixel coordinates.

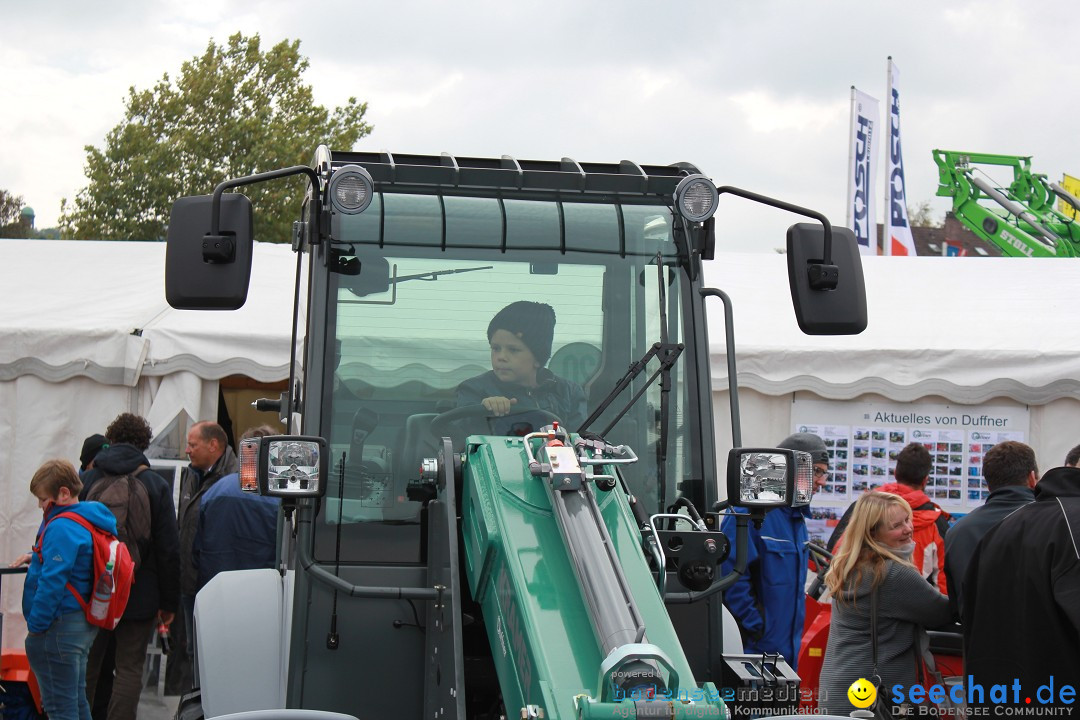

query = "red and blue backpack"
[{"left": 34, "top": 511, "right": 135, "bottom": 630}]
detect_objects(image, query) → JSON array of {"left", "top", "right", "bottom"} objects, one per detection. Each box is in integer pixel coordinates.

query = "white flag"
[
  {"left": 847, "top": 88, "right": 879, "bottom": 256},
  {"left": 885, "top": 59, "right": 917, "bottom": 256}
]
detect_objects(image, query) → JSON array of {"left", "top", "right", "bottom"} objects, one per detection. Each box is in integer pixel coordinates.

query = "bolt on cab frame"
[{"left": 165, "top": 146, "right": 866, "bottom": 720}]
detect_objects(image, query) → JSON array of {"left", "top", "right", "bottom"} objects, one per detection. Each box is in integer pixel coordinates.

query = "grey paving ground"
[
  {"left": 137, "top": 653, "right": 179, "bottom": 720},
  {"left": 138, "top": 690, "right": 179, "bottom": 720}
]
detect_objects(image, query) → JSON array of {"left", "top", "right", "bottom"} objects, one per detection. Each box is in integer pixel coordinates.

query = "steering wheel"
[{"left": 429, "top": 404, "right": 562, "bottom": 448}]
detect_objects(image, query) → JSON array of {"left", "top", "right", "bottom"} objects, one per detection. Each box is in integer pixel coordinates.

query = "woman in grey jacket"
[{"left": 818, "top": 491, "right": 951, "bottom": 715}]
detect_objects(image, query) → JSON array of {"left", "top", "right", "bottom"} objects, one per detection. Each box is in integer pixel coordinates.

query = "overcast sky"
[{"left": 3, "top": 0, "right": 1079, "bottom": 252}]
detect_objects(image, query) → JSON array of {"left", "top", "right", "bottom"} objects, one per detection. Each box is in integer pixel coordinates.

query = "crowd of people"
[
  {"left": 11, "top": 300, "right": 578, "bottom": 720},
  {"left": 722, "top": 433, "right": 1080, "bottom": 713},
  {"left": 10, "top": 335, "right": 1080, "bottom": 720},
  {"left": 12, "top": 414, "right": 280, "bottom": 720}
]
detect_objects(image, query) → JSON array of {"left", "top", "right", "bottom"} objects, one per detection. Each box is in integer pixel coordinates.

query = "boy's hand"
[
  {"left": 482, "top": 396, "right": 517, "bottom": 416},
  {"left": 9, "top": 553, "right": 30, "bottom": 568}
]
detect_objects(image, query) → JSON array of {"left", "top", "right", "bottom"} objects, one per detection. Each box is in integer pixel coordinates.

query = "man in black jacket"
[
  {"left": 944, "top": 440, "right": 1036, "bottom": 619},
  {"left": 81, "top": 413, "right": 180, "bottom": 720},
  {"left": 177, "top": 421, "right": 238, "bottom": 665},
  {"left": 963, "top": 464, "right": 1080, "bottom": 706}
]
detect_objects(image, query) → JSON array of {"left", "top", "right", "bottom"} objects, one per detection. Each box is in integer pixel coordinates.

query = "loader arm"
[{"left": 933, "top": 149, "right": 1080, "bottom": 257}]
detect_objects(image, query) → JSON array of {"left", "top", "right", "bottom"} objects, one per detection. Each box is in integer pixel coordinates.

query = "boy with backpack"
[
  {"left": 80, "top": 413, "right": 180, "bottom": 720},
  {"left": 22, "top": 458, "right": 122, "bottom": 720}
]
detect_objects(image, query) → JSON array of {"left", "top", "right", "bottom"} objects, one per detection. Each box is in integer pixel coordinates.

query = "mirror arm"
[
  {"left": 715, "top": 185, "right": 839, "bottom": 290},
  {"left": 206, "top": 166, "right": 322, "bottom": 261}
]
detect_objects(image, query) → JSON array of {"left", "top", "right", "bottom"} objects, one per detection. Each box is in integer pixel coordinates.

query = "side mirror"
[
  {"left": 165, "top": 194, "right": 254, "bottom": 310},
  {"left": 786, "top": 223, "right": 867, "bottom": 335},
  {"left": 727, "top": 448, "right": 814, "bottom": 509}
]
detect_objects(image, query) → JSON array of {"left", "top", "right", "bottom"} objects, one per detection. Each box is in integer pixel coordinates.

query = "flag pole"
[{"left": 884, "top": 57, "right": 894, "bottom": 256}]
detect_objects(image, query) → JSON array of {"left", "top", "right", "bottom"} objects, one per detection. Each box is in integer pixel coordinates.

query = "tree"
[
  {"left": 907, "top": 199, "right": 943, "bottom": 228},
  {"left": 0, "top": 189, "right": 31, "bottom": 238},
  {"left": 61, "top": 33, "right": 372, "bottom": 243}
]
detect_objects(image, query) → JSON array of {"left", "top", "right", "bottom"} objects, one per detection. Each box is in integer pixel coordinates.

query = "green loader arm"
[{"left": 933, "top": 149, "right": 1080, "bottom": 257}]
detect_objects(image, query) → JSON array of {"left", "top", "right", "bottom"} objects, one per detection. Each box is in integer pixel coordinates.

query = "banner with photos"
[{"left": 790, "top": 398, "right": 1029, "bottom": 544}]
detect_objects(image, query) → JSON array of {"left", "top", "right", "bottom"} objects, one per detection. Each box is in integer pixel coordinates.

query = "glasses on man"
[{"left": 813, "top": 467, "right": 829, "bottom": 478}]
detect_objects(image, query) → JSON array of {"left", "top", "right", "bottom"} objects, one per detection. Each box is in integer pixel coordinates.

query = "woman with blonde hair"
[{"left": 818, "top": 491, "right": 950, "bottom": 715}]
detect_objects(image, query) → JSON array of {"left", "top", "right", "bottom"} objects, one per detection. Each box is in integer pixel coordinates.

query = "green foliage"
[
  {"left": 0, "top": 189, "right": 31, "bottom": 238},
  {"left": 61, "top": 32, "right": 372, "bottom": 242},
  {"left": 908, "top": 199, "right": 943, "bottom": 228}
]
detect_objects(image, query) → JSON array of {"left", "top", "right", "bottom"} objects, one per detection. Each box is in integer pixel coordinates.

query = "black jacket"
[
  {"left": 177, "top": 446, "right": 239, "bottom": 595},
  {"left": 944, "top": 484, "right": 1034, "bottom": 619},
  {"left": 456, "top": 369, "right": 587, "bottom": 433},
  {"left": 80, "top": 444, "right": 181, "bottom": 620},
  {"left": 963, "top": 467, "right": 1080, "bottom": 703}
]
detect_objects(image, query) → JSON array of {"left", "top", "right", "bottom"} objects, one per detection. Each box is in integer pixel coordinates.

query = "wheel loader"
[{"left": 164, "top": 147, "right": 867, "bottom": 720}]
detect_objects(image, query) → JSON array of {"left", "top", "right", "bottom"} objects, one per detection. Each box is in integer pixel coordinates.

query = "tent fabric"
[
  {"left": 0, "top": 239, "right": 296, "bottom": 647},
  {"left": 0, "top": 239, "right": 296, "bottom": 384},
  {"left": 704, "top": 254, "right": 1080, "bottom": 405},
  {"left": 3, "top": 240, "right": 1079, "bottom": 647}
]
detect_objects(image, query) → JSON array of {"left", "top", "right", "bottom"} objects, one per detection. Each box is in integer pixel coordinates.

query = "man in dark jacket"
[
  {"left": 963, "top": 464, "right": 1080, "bottom": 705},
  {"left": 192, "top": 426, "right": 281, "bottom": 591},
  {"left": 944, "top": 440, "right": 1035, "bottom": 619},
  {"left": 177, "top": 421, "right": 238, "bottom": 661},
  {"left": 80, "top": 413, "right": 180, "bottom": 720}
]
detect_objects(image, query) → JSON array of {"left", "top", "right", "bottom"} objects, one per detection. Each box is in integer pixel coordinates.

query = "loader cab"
[
  {"left": 164, "top": 147, "right": 866, "bottom": 718},
  {"left": 317, "top": 189, "right": 709, "bottom": 564}
]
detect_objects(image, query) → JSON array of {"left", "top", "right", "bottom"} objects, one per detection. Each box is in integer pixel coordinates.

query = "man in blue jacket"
[
  {"left": 192, "top": 425, "right": 281, "bottom": 592},
  {"left": 22, "top": 459, "right": 119, "bottom": 720},
  {"left": 720, "top": 433, "right": 829, "bottom": 670}
]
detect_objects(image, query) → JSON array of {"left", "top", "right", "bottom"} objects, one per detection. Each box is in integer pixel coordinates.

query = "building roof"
[{"left": 877, "top": 214, "right": 1002, "bottom": 257}]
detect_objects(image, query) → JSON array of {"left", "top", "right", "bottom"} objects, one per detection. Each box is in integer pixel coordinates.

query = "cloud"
[
  {"left": 730, "top": 90, "right": 845, "bottom": 135},
  {"left": 4, "top": 0, "right": 1080, "bottom": 248}
]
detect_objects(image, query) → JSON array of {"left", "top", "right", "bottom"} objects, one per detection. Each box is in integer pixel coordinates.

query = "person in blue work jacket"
[
  {"left": 20, "top": 459, "right": 119, "bottom": 720},
  {"left": 720, "top": 432, "right": 829, "bottom": 670},
  {"left": 191, "top": 426, "right": 282, "bottom": 592}
]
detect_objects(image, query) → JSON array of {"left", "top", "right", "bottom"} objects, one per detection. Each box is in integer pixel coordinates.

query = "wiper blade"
[
  {"left": 393, "top": 266, "right": 492, "bottom": 283},
  {"left": 577, "top": 341, "right": 683, "bottom": 437}
]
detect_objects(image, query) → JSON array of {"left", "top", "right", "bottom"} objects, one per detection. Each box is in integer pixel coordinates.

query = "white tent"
[
  {"left": 703, "top": 253, "right": 1080, "bottom": 496},
  {"left": 0, "top": 239, "right": 296, "bottom": 646},
  {"left": 706, "top": 253, "right": 1080, "bottom": 405},
  {"left": 3, "top": 241, "right": 1078, "bottom": 644}
]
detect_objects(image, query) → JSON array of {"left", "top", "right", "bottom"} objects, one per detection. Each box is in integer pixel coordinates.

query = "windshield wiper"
[
  {"left": 578, "top": 254, "right": 682, "bottom": 514},
  {"left": 392, "top": 266, "right": 492, "bottom": 283},
  {"left": 577, "top": 341, "right": 682, "bottom": 437}
]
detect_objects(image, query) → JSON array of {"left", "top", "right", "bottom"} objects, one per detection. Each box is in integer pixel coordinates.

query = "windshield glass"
[{"left": 315, "top": 196, "right": 703, "bottom": 562}]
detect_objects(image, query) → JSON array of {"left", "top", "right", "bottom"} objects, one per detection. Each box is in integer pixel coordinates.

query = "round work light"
[
  {"left": 674, "top": 174, "right": 719, "bottom": 223},
  {"left": 328, "top": 164, "right": 375, "bottom": 215}
]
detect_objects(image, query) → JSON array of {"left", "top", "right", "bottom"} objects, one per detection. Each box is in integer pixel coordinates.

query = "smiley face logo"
[{"left": 848, "top": 678, "right": 877, "bottom": 709}]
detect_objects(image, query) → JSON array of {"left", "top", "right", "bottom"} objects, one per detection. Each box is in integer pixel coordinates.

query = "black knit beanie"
[
  {"left": 778, "top": 432, "right": 829, "bottom": 466},
  {"left": 487, "top": 301, "right": 556, "bottom": 366},
  {"left": 80, "top": 433, "right": 109, "bottom": 470}
]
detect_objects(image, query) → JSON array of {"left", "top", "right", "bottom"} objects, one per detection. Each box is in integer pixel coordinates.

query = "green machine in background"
[
  {"left": 164, "top": 148, "right": 867, "bottom": 720},
  {"left": 934, "top": 149, "right": 1080, "bottom": 257}
]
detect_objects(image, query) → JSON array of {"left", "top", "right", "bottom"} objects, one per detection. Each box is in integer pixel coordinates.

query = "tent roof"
[
  {"left": 3, "top": 240, "right": 1076, "bottom": 405},
  {"left": 0, "top": 239, "right": 295, "bottom": 386},
  {"left": 704, "top": 253, "right": 1080, "bottom": 405}
]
